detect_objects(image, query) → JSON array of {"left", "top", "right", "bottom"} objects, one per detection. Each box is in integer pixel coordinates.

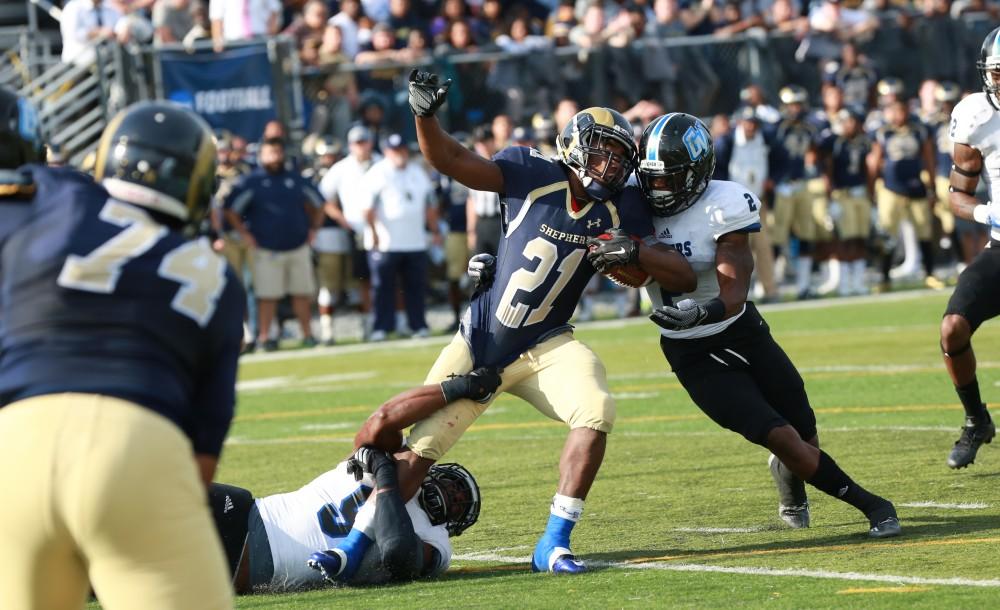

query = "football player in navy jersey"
[
  {"left": 768, "top": 85, "right": 823, "bottom": 299},
  {"left": 0, "top": 96, "right": 244, "bottom": 610},
  {"left": 639, "top": 113, "right": 901, "bottom": 539},
  {"left": 394, "top": 70, "right": 695, "bottom": 573},
  {"left": 819, "top": 107, "right": 874, "bottom": 296}
]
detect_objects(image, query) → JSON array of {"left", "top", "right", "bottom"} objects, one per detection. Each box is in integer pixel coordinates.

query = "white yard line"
[
  {"left": 899, "top": 502, "right": 991, "bottom": 510},
  {"left": 451, "top": 551, "right": 1000, "bottom": 588},
  {"left": 673, "top": 527, "right": 767, "bottom": 534}
]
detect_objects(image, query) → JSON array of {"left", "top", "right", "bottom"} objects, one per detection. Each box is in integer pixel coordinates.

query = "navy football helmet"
[
  {"left": 637, "top": 113, "right": 715, "bottom": 217},
  {"left": 0, "top": 85, "right": 43, "bottom": 169},
  {"left": 978, "top": 25, "right": 1000, "bottom": 109},
  {"left": 419, "top": 463, "right": 480, "bottom": 537},
  {"left": 94, "top": 101, "right": 216, "bottom": 228},
  {"left": 556, "top": 107, "right": 637, "bottom": 202}
]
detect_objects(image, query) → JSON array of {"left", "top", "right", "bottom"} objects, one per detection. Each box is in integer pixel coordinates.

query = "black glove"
[
  {"left": 467, "top": 253, "right": 496, "bottom": 291},
  {"left": 440, "top": 366, "right": 502, "bottom": 404},
  {"left": 408, "top": 69, "right": 452, "bottom": 118},
  {"left": 649, "top": 298, "right": 726, "bottom": 331},
  {"left": 346, "top": 445, "right": 393, "bottom": 481},
  {"left": 585, "top": 228, "right": 639, "bottom": 273}
]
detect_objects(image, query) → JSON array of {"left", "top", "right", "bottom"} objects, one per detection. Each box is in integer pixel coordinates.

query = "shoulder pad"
[
  {"left": 951, "top": 92, "right": 994, "bottom": 145},
  {"left": 703, "top": 180, "right": 761, "bottom": 237},
  {"left": 493, "top": 145, "right": 553, "bottom": 167}
]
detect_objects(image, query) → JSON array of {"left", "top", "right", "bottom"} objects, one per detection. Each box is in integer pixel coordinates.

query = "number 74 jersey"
[
  {"left": 465, "top": 147, "right": 654, "bottom": 367},
  {"left": 0, "top": 166, "right": 245, "bottom": 455},
  {"left": 644, "top": 180, "right": 762, "bottom": 340}
]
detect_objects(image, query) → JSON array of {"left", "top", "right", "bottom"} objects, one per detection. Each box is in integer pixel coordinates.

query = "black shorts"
[
  {"left": 944, "top": 243, "right": 1000, "bottom": 333},
  {"left": 349, "top": 231, "right": 371, "bottom": 281},
  {"left": 208, "top": 482, "right": 255, "bottom": 579},
  {"left": 659, "top": 302, "right": 817, "bottom": 446}
]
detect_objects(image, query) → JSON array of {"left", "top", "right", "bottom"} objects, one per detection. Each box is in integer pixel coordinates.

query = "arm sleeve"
[
  {"left": 208, "top": 0, "right": 224, "bottom": 22},
  {"left": 188, "top": 271, "right": 245, "bottom": 455}
]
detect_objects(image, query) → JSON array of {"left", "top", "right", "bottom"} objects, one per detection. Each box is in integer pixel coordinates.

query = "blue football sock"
[{"left": 336, "top": 528, "right": 374, "bottom": 580}]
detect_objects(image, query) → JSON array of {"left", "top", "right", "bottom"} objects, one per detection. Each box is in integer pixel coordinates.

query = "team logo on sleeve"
[{"left": 682, "top": 124, "right": 711, "bottom": 161}]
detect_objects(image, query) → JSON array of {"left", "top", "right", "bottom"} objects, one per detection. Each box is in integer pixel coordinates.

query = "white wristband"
[{"left": 973, "top": 204, "right": 992, "bottom": 225}]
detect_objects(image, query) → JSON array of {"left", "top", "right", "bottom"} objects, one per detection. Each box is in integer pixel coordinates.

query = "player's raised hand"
[
  {"left": 586, "top": 228, "right": 639, "bottom": 273},
  {"left": 408, "top": 69, "right": 452, "bottom": 118},
  {"left": 467, "top": 253, "right": 496, "bottom": 291}
]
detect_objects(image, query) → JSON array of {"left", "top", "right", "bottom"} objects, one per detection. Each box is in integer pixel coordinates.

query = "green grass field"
[{"left": 166, "top": 292, "right": 1000, "bottom": 607}]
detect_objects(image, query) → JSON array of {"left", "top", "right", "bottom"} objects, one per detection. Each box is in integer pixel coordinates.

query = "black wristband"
[
  {"left": 440, "top": 376, "right": 468, "bottom": 404},
  {"left": 951, "top": 163, "right": 981, "bottom": 178},
  {"left": 702, "top": 298, "right": 727, "bottom": 324},
  {"left": 949, "top": 185, "right": 975, "bottom": 197}
]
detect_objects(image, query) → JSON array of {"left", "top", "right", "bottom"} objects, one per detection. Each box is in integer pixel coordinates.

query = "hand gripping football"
[{"left": 585, "top": 230, "right": 650, "bottom": 288}]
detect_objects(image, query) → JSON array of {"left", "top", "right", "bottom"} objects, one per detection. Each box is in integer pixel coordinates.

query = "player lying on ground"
[{"left": 208, "top": 369, "right": 499, "bottom": 592}]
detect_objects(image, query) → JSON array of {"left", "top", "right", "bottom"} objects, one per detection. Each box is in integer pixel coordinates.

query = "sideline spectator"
[
  {"left": 209, "top": 0, "right": 280, "bottom": 52},
  {"left": 153, "top": 0, "right": 195, "bottom": 44},
  {"left": 284, "top": 0, "right": 330, "bottom": 61},
  {"left": 312, "top": 23, "right": 360, "bottom": 139},
  {"left": 60, "top": 0, "right": 122, "bottom": 65},
  {"left": 362, "top": 134, "right": 438, "bottom": 341},
  {"left": 223, "top": 138, "right": 323, "bottom": 350},
  {"left": 319, "top": 125, "right": 382, "bottom": 341},
  {"left": 329, "top": 0, "right": 363, "bottom": 59}
]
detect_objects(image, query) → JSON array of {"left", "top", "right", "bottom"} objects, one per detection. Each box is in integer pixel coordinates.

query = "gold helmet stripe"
[{"left": 93, "top": 109, "right": 128, "bottom": 182}]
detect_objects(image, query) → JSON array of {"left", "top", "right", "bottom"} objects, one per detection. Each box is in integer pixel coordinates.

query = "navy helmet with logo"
[{"left": 637, "top": 113, "right": 715, "bottom": 217}]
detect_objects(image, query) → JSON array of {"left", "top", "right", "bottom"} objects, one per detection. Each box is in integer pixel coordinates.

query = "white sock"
[
  {"left": 551, "top": 494, "right": 585, "bottom": 522},
  {"left": 852, "top": 259, "right": 867, "bottom": 293},
  {"left": 796, "top": 257, "right": 813, "bottom": 293},
  {"left": 320, "top": 314, "right": 333, "bottom": 342},
  {"left": 838, "top": 263, "right": 851, "bottom": 296}
]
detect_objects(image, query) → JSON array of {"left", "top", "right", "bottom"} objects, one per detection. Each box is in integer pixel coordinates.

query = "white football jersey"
[
  {"left": 644, "top": 180, "right": 762, "bottom": 340},
  {"left": 950, "top": 92, "right": 1000, "bottom": 241},
  {"left": 255, "top": 461, "right": 451, "bottom": 591}
]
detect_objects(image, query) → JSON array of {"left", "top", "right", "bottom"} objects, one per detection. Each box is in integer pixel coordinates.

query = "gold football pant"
[
  {"left": 409, "top": 331, "right": 615, "bottom": 460},
  {"left": 0, "top": 394, "right": 233, "bottom": 610}
]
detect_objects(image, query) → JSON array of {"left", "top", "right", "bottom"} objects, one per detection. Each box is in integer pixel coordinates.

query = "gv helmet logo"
[{"left": 682, "top": 124, "right": 710, "bottom": 161}]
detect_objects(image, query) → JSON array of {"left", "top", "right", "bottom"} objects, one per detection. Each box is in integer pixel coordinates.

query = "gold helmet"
[{"left": 556, "top": 107, "right": 637, "bottom": 202}]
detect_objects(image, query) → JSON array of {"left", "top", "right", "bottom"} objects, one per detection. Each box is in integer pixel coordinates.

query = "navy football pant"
[{"left": 369, "top": 250, "right": 429, "bottom": 334}]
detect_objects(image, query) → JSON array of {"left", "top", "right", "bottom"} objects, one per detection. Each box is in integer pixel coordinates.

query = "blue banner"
[{"left": 160, "top": 44, "right": 277, "bottom": 142}]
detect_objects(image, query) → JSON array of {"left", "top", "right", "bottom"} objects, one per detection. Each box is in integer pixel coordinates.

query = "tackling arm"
[{"left": 354, "top": 369, "right": 502, "bottom": 451}]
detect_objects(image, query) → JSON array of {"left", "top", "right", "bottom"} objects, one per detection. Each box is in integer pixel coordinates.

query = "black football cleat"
[
  {"left": 866, "top": 502, "right": 902, "bottom": 539},
  {"left": 769, "top": 454, "right": 810, "bottom": 528},
  {"left": 947, "top": 415, "right": 996, "bottom": 469}
]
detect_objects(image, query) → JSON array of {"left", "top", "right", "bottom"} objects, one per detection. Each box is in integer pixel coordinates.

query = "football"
[{"left": 602, "top": 263, "right": 650, "bottom": 288}]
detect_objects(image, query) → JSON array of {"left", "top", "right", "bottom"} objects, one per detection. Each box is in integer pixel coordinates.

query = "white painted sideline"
[
  {"left": 240, "top": 289, "right": 942, "bottom": 364},
  {"left": 451, "top": 552, "right": 1000, "bottom": 588}
]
